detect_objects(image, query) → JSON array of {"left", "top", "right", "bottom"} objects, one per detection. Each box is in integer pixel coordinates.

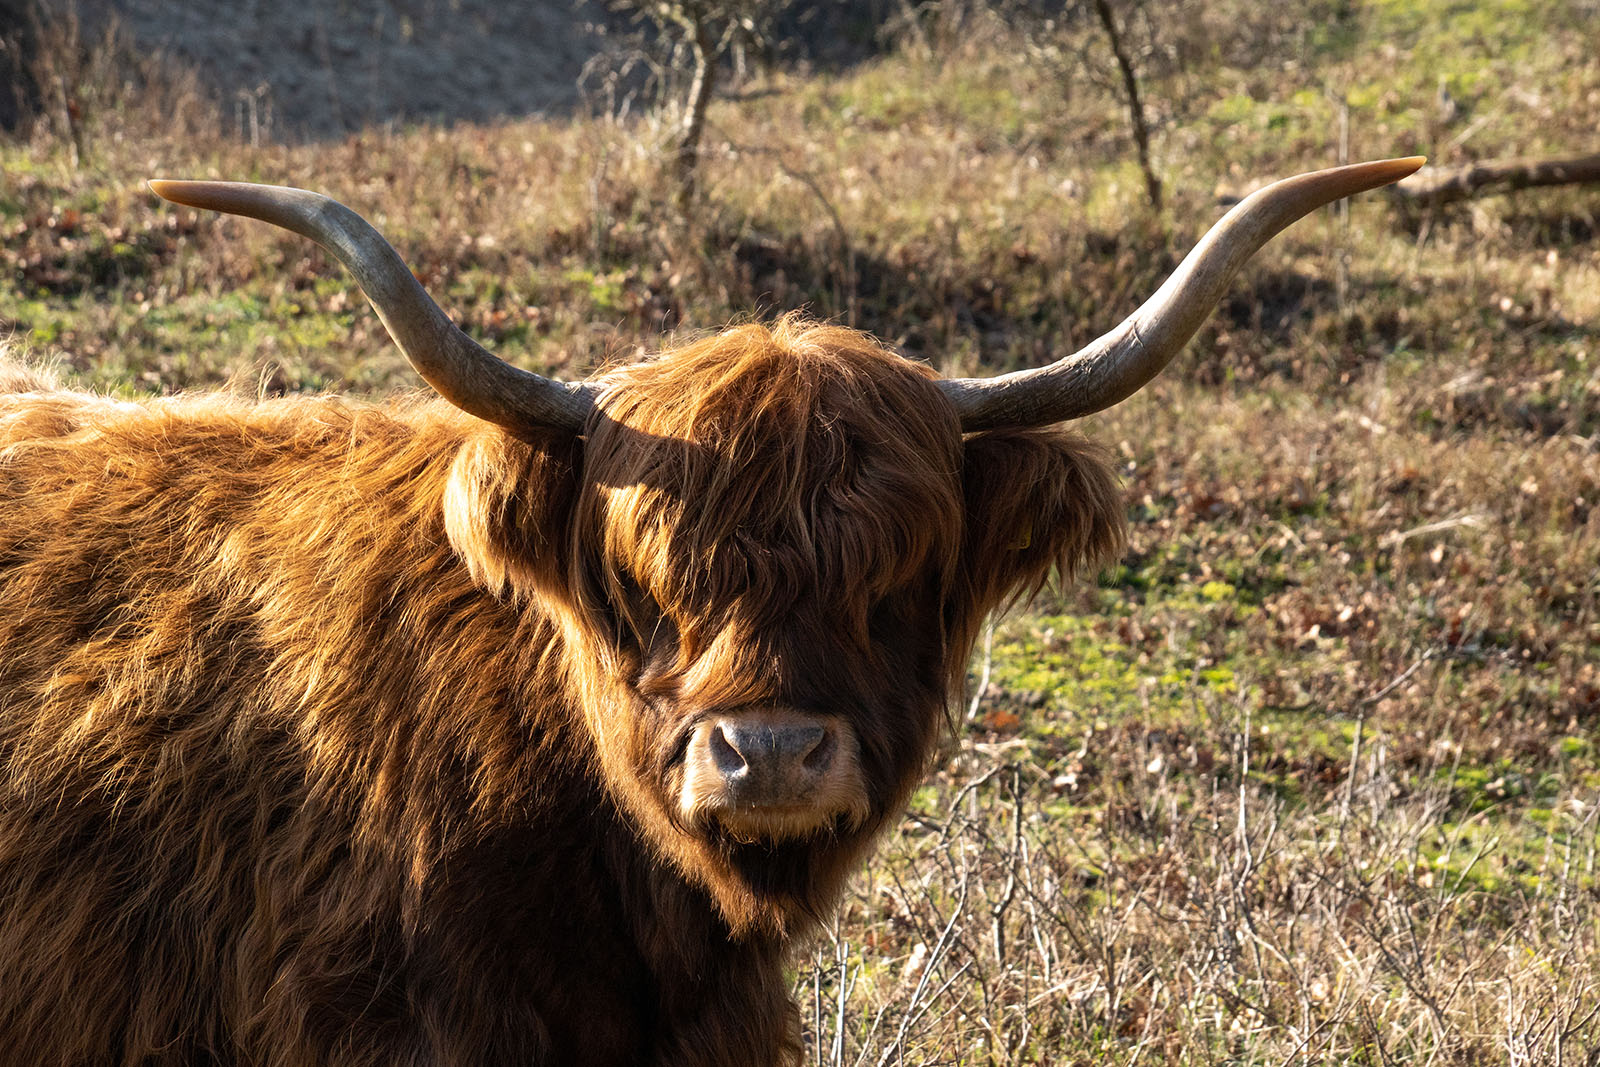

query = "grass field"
[{"left": 3, "top": 0, "right": 1598, "bottom": 1062}]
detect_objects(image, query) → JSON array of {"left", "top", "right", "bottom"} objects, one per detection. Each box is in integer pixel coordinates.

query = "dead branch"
[
  {"left": 1216, "top": 152, "right": 1600, "bottom": 209},
  {"left": 1388, "top": 152, "right": 1600, "bottom": 206}
]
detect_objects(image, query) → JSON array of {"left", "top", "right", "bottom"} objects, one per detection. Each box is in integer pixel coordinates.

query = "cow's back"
[{"left": 0, "top": 373, "right": 588, "bottom": 1064}]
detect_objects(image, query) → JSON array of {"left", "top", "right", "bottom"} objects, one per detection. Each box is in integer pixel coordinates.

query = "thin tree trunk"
[
  {"left": 674, "top": 10, "right": 718, "bottom": 208},
  {"left": 1091, "top": 0, "right": 1161, "bottom": 212}
]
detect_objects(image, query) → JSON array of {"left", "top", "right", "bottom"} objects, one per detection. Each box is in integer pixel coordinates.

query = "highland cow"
[{"left": 0, "top": 158, "right": 1422, "bottom": 1066}]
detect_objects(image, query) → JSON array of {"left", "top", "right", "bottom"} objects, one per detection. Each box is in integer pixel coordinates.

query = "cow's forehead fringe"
[
  {"left": 593, "top": 314, "right": 953, "bottom": 451},
  {"left": 581, "top": 316, "right": 965, "bottom": 613}
]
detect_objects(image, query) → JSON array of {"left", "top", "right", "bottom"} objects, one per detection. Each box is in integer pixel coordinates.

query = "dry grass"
[
  {"left": 808, "top": 751, "right": 1599, "bottom": 1064},
  {"left": 3, "top": 0, "right": 1598, "bottom": 1062},
  {"left": 800, "top": 381, "right": 1600, "bottom": 1064}
]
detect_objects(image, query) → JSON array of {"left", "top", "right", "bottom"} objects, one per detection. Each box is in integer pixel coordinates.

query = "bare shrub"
[
  {"left": 12, "top": 0, "right": 216, "bottom": 162},
  {"left": 799, "top": 686, "right": 1600, "bottom": 1065}
]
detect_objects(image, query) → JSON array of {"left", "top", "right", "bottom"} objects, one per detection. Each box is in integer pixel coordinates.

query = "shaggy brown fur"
[{"left": 0, "top": 316, "right": 1124, "bottom": 1066}]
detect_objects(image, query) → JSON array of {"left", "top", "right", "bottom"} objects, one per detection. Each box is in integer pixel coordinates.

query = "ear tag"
[{"left": 1009, "top": 522, "right": 1032, "bottom": 550}]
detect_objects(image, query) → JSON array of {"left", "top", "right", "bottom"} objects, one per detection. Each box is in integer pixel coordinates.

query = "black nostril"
[
  {"left": 709, "top": 723, "right": 746, "bottom": 776},
  {"left": 800, "top": 727, "right": 833, "bottom": 772}
]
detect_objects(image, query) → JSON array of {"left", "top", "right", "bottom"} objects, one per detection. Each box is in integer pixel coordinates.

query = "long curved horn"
[
  {"left": 148, "top": 180, "right": 595, "bottom": 434},
  {"left": 938, "top": 157, "right": 1426, "bottom": 431}
]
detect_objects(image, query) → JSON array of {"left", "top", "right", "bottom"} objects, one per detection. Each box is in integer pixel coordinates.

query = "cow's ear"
[
  {"left": 445, "top": 428, "right": 583, "bottom": 601},
  {"left": 958, "top": 428, "right": 1126, "bottom": 614}
]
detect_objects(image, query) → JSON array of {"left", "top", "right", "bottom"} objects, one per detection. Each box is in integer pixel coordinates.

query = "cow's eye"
[
  {"left": 866, "top": 596, "right": 902, "bottom": 644},
  {"left": 608, "top": 571, "right": 671, "bottom": 652},
  {"left": 636, "top": 610, "right": 682, "bottom": 691}
]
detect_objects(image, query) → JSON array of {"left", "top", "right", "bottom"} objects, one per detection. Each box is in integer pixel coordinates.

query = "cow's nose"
[
  {"left": 710, "top": 719, "right": 832, "bottom": 783},
  {"left": 678, "top": 708, "right": 867, "bottom": 840}
]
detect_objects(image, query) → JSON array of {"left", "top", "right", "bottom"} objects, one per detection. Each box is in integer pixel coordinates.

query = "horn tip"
[
  {"left": 1374, "top": 156, "right": 1428, "bottom": 181},
  {"left": 148, "top": 179, "right": 208, "bottom": 208}
]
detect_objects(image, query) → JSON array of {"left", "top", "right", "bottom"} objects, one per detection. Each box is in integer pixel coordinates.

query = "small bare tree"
[
  {"left": 604, "top": 0, "right": 792, "bottom": 207},
  {"left": 1012, "top": 0, "right": 1166, "bottom": 214},
  {"left": 1089, "top": 0, "right": 1162, "bottom": 211}
]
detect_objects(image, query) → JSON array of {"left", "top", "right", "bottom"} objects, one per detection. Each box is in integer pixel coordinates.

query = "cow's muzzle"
[{"left": 678, "top": 708, "right": 869, "bottom": 842}]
